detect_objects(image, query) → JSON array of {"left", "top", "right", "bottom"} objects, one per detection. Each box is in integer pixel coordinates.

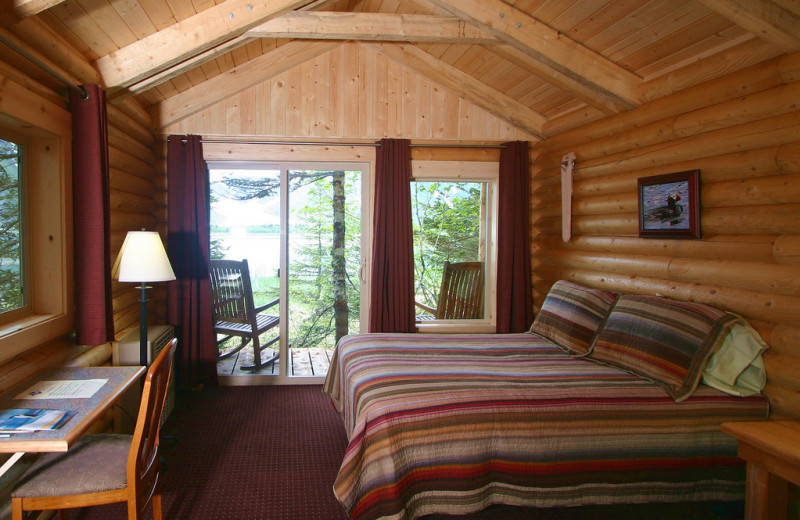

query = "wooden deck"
[{"left": 216, "top": 347, "right": 333, "bottom": 377}]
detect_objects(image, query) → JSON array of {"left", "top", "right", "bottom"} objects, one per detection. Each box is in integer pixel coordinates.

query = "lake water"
[{"left": 212, "top": 232, "right": 281, "bottom": 278}]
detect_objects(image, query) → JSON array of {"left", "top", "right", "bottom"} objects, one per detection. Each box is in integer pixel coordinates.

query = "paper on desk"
[{"left": 15, "top": 379, "right": 108, "bottom": 399}]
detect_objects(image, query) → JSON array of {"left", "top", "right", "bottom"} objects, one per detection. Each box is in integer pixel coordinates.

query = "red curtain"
[
  {"left": 496, "top": 141, "right": 533, "bottom": 333},
  {"left": 166, "top": 135, "right": 217, "bottom": 389},
  {"left": 71, "top": 84, "right": 114, "bottom": 345},
  {"left": 368, "top": 138, "right": 415, "bottom": 333}
]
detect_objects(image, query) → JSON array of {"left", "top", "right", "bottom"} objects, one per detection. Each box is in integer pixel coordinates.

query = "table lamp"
[{"left": 112, "top": 230, "right": 176, "bottom": 366}]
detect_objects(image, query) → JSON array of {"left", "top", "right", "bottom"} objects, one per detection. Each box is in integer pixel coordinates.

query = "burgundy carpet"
[{"left": 64, "top": 385, "right": 743, "bottom": 520}]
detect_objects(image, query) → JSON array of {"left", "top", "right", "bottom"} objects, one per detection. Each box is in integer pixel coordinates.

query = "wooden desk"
[
  {"left": 0, "top": 366, "right": 145, "bottom": 476},
  {"left": 721, "top": 420, "right": 800, "bottom": 520}
]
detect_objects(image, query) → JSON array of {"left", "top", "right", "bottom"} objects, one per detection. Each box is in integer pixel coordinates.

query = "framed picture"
[{"left": 638, "top": 170, "right": 701, "bottom": 239}]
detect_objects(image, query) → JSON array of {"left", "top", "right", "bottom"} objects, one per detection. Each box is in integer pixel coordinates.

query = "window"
[
  {"left": 0, "top": 138, "right": 24, "bottom": 317},
  {"left": 411, "top": 161, "right": 497, "bottom": 332},
  {"left": 0, "top": 110, "right": 72, "bottom": 362}
]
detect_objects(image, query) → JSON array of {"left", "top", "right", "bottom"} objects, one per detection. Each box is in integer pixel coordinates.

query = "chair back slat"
[
  {"left": 435, "top": 261, "right": 484, "bottom": 320},
  {"left": 129, "top": 338, "right": 177, "bottom": 515},
  {"left": 210, "top": 259, "right": 257, "bottom": 324}
]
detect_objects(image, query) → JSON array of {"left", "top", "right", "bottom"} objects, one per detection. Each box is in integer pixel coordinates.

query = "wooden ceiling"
[{"left": 4, "top": 0, "right": 800, "bottom": 138}]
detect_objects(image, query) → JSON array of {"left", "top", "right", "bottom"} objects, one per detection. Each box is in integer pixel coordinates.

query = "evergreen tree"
[{"left": 0, "top": 140, "right": 22, "bottom": 313}]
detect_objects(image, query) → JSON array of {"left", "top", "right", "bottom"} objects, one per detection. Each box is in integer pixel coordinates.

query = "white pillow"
[{"left": 702, "top": 317, "right": 768, "bottom": 397}]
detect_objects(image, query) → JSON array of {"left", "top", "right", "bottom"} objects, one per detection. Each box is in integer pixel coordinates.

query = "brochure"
[
  {"left": 14, "top": 378, "right": 108, "bottom": 400},
  {"left": 0, "top": 408, "right": 75, "bottom": 433}
]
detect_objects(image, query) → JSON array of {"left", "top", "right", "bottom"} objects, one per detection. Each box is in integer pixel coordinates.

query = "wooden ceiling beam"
[
  {"left": 426, "top": 0, "right": 642, "bottom": 107},
  {"left": 12, "top": 0, "right": 65, "bottom": 18},
  {"left": 697, "top": 0, "right": 800, "bottom": 52},
  {"left": 95, "top": 0, "right": 313, "bottom": 89},
  {"left": 489, "top": 44, "right": 634, "bottom": 115},
  {"left": 366, "top": 42, "right": 546, "bottom": 139},
  {"left": 153, "top": 40, "right": 341, "bottom": 129},
  {"left": 247, "top": 11, "right": 497, "bottom": 43},
  {"left": 109, "top": 35, "right": 254, "bottom": 102}
]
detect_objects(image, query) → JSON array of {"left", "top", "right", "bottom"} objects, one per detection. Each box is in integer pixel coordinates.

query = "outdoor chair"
[
  {"left": 209, "top": 258, "right": 280, "bottom": 371},
  {"left": 11, "top": 338, "right": 177, "bottom": 520},
  {"left": 415, "top": 261, "right": 484, "bottom": 320}
]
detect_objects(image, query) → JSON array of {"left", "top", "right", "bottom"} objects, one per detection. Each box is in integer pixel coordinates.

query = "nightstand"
[{"left": 721, "top": 420, "right": 800, "bottom": 520}]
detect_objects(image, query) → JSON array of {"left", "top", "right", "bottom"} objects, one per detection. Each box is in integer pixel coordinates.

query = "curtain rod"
[
  {"left": 0, "top": 33, "right": 88, "bottom": 100},
  {"left": 194, "top": 138, "right": 506, "bottom": 149}
]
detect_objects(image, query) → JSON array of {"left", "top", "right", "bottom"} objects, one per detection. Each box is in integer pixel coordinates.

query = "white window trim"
[{"left": 411, "top": 160, "right": 498, "bottom": 334}]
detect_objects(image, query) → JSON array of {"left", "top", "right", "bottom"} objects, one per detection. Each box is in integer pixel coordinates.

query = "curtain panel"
[
  {"left": 368, "top": 138, "right": 415, "bottom": 333},
  {"left": 71, "top": 84, "right": 114, "bottom": 345},
  {"left": 496, "top": 141, "right": 533, "bottom": 333},
  {"left": 166, "top": 135, "right": 217, "bottom": 389}
]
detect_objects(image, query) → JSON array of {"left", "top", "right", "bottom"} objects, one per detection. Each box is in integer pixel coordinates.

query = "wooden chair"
[
  {"left": 415, "top": 261, "right": 484, "bottom": 320},
  {"left": 11, "top": 338, "right": 177, "bottom": 520},
  {"left": 209, "top": 258, "right": 280, "bottom": 371}
]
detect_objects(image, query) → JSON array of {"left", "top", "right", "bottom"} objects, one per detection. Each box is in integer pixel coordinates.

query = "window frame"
[
  {"left": 207, "top": 159, "right": 371, "bottom": 384},
  {"left": 411, "top": 160, "right": 498, "bottom": 334},
  {"left": 0, "top": 108, "right": 73, "bottom": 363}
]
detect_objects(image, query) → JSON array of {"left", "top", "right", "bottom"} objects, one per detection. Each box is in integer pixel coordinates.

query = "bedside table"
[{"left": 721, "top": 420, "right": 800, "bottom": 520}]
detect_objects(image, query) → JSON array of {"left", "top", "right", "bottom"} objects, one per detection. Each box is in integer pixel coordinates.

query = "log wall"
[
  {"left": 0, "top": 28, "right": 163, "bottom": 363},
  {"left": 532, "top": 50, "right": 800, "bottom": 420}
]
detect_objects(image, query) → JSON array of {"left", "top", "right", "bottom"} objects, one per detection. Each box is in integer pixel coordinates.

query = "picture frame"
[{"left": 638, "top": 170, "right": 701, "bottom": 239}]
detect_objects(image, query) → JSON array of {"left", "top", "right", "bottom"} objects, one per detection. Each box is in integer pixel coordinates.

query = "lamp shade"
[{"left": 112, "top": 231, "right": 176, "bottom": 282}]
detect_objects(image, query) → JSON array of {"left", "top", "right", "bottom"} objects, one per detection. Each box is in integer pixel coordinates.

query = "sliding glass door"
[{"left": 209, "top": 162, "right": 369, "bottom": 383}]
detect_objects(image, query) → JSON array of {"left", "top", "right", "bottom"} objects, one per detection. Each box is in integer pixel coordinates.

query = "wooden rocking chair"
[
  {"left": 415, "top": 261, "right": 484, "bottom": 320},
  {"left": 209, "top": 259, "right": 280, "bottom": 371}
]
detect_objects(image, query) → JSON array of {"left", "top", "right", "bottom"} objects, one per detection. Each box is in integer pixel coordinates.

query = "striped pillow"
[
  {"left": 530, "top": 280, "right": 618, "bottom": 355},
  {"left": 588, "top": 294, "right": 737, "bottom": 402}
]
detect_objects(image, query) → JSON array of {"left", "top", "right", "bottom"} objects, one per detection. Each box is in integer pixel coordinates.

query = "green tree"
[
  {"left": 212, "top": 170, "right": 361, "bottom": 350},
  {"left": 0, "top": 139, "right": 22, "bottom": 314},
  {"left": 412, "top": 181, "right": 482, "bottom": 307}
]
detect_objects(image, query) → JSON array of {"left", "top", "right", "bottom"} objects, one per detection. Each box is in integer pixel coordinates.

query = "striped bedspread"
[{"left": 323, "top": 332, "right": 769, "bottom": 520}]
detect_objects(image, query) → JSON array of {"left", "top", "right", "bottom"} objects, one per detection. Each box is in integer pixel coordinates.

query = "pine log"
[
  {"left": 109, "top": 146, "right": 155, "bottom": 178},
  {"left": 764, "top": 354, "right": 800, "bottom": 392},
  {"left": 703, "top": 172, "right": 800, "bottom": 208},
  {"left": 10, "top": 17, "right": 102, "bottom": 85},
  {"left": 538, "top": 204, "right": 800, "bottom": 236},
  {"left": 537, "top": 110, "right": 800, "bottom": 178},
  {"left": 536, "top": 171, "right": 800, "bottom": 213},
  {"left": 541, "top": 106, "right": 606, "bottom": 137},
  {"left": 108, "top": 125, "right": 157, "bottom": 165},
  {"left": 703, "top": 204, "right": 800, "bottom": 235},
  {"left": 534, "top": 234, "right": 776, "bottom": 264},
  {"left": 0, "top": 58, "right": 64, "bottom": 108},
  {"left": 64, "top": 344, "right": 112, "bottom": 367},
  {"left": 535, "top": 145, "right": 783, "bottom": 188},
  {"left": 113, "top": 97, "right": 153, "bottom": 131},
  {"left": 532, "top": 267, "right": 800, "bottom": 325},
  {"left": 541, "top": 82, "right": 800, "bottom": 171},
  {"left": 537, "top": 48, "right": 793, "bottom": 155},
  {"left": 768, "top": 323, "right": 800, "bottom": 356},
  {"left": 109, "top": 168, "right": 157, "bottom": 197},
  {"left": 107, "top": 104, "right": 155, "bottom": 148},
  {"left": 534, "top": 214, "right": 638, "bottom": 236},
  {"left": 537, "top": 249, "right": 800, "bottom": 297},
  {"left": 774, "top": 236, "right": 800, "bottom": 264},
  {"left": 109, "top": 188, "right": 157, "bottom": 215},
  {"left": 110, "top": 210, "right": 156, "bottom": 231},
  {"left": 763, "top": 383, "right": 800, "bottom": 420}
]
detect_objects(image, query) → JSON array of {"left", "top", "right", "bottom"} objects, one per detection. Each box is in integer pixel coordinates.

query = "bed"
[{"left": 323, "top": 281, "right": 770, "bottom": 520}]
